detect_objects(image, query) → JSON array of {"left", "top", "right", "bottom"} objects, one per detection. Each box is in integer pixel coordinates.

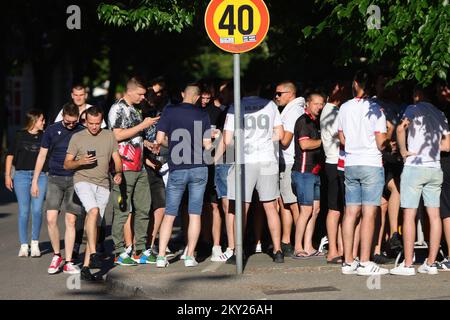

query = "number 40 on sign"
[{"left": 205, "top": 0, "right": 270, "bottom": 54}]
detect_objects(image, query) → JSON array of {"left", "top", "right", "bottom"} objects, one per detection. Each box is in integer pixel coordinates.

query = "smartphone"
[{"left": 87, "top": 150, "right": 97, "bottom": 166}]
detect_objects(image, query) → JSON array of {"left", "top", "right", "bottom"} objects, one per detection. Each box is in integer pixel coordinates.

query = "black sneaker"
[
  {"left": 281, "top": 242, "right": 294, "bottom": 257},
  {"left": 373, "top": 253, "right": 395, "bottom": 265},
  {"left": 89, "top": 253, "right": 102, "bottom": 269},
  {"left": 389, "top": 232, "right": 403, "bottom": 250},
  {"left": 226, "top": 253, "right": 247, "bottom": 265},
  {"left": 273, "top": 250, "right": 284, "bottom": 263},
  {"left": 80, "top": 267, "right": 102, "bottom": 282}
]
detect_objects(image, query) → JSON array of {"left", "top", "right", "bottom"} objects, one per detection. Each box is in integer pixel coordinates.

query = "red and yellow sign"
[{"left": 205, "top": 0, "right": 270, "bottom": 54}]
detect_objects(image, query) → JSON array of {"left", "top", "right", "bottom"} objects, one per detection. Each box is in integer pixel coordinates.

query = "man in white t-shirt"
[
  {"left": 275, "top": 81, "right": 305, "bottom": 257},
  {"left": 337, "top": 70, "right": 389, "bottom": 276},
  {"left": 224, "top": 82, "right": 285, "bottom": 263},
  {"left": 390, "top": 87, "right": 450, "bottom": 276},
  {"left": 55, "top": 84, "right": 107, "bottom": 128},
  {"left": 320, "top": 80, "right": 350, "bottom": 264}
]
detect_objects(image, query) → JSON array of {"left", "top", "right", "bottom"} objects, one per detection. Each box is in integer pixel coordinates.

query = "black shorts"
[
  {"left": 145, "top": 166, "right": 166, "bottom": 211},
  {"left": 324, "top": 163, "right": 344, "bottom": 212},
  {"left": 204, "top": 165, "right": 218, "bottom": 204},
  {"left": 441, "top": 161, "right": 450, "bottom": 219},
  {"left": 383, "top": 161, "right": 403, "bottom": 199}
]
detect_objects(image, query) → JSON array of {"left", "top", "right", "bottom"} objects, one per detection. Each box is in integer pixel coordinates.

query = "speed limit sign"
[{"left": 205, "top": 0, "right": 270, "bottom": 54}]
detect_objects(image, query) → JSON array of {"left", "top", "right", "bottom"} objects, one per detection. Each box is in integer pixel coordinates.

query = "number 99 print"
[{"left": 205, "top": 0, "right": 270, "bottom": 54}]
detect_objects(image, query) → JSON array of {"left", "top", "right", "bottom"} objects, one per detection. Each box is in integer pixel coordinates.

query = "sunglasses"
[
  {"left": 63, "top": 120, "right": 77, "bottom": 126},
  {"left": 275, "top": 91, "right": 290, "bottom": 97}
]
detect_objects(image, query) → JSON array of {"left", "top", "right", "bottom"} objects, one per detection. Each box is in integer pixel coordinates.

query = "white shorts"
[
  {"left": 74, "top": 182, "right": 110, "bottom": 226},
  {"left": 227, "top": 162, "right": 279, "bottom": 202},
  {"left": 280, "top": 163, "right": 297, "bottom": 204}
]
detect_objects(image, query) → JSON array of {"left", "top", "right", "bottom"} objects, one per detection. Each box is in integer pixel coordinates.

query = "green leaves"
[
  {"left": 302, "top": 0, "right": 450, "bottom": 85},
  {"left": 97, "top": 1, "right": 195, "bottom": 33}
]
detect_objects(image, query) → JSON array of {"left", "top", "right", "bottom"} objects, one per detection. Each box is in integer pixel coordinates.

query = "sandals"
[{"left": 327, "top": 256, "right": 343, "bottom": 264}]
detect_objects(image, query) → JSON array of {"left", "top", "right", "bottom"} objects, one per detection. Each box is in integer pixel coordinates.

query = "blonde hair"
[{"left": 24, "top": 109, "right": 44, "bottom": 131}]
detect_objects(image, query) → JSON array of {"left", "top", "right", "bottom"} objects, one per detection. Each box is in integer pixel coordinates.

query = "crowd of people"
[{"left": 4, "top": 70, "right": 450, "bottom": 281}]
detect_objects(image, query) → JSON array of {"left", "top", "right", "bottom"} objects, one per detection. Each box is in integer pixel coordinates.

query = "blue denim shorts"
[
  {"left": 165, "top": 167, "right": 208, "bottom": 216},
  {"left": 400, "top": 166, "right": 443, "bottom": 209},
  {"left": 215, "top": 164, "right": 231, "bottom": 199},
  {"left": 291, "top": 172, "right": 320, "bottom": 206},
  {"left": 344, "top": 166, "right": 384, "bottom": 206}
]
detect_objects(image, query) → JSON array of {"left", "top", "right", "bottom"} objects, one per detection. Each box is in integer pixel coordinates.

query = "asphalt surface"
[
  {"left": 0, "top": 186, "right": 117, "bottom": 300},
  {"left": 2, "top": 184, "right": 450, "bottom": 300}
]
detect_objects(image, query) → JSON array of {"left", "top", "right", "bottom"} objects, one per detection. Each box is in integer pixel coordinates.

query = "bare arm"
[
  {"left": 441, "top": 134, "right": 450, "bottom": 152},
  {"left": 156, "top": 131, "right": 169, "bottom": 147},
  {"left": 396, "top": 118, "right": 416, "bottom": 159},
  {"left": 375, "top": 132, "right": 388, "bottom": 152},
  {"left": 63, "top": 152, "right": 96, "bottom": 170},
  {"left": 31, "top": 147, "right": 48, "bottom": 197},
  {"left": 299, "top": 138, "right": 322, "bottom": 150},
  {"left": 4, "top": 155, "right": 14, "bottom": 191},
  {"left": 113, "top": 116, "right": 159, "bottom": 142},
  {"left": 111, "top": 151, "right": 123, "bottom": 185},
  {"left": 272, "top": 125, "right": 285, "bottom": 142},
  {"left": 203, "top": 138, "right": 213, "bottom": 151},
  {"left": 280, "top": 131, "right": 294, "bottom": 149},
  {"left": 224, "top": 129, "right": 234, "bottom": 146},
  {"left": 338, "top": 131, "right": 346, "bottom": 147}
]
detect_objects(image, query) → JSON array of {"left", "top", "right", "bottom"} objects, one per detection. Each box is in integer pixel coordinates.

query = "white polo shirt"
[
  {"left": 337, "top": 98, "right": 386, "bottom": 167},
  {"left": 320, "top": 103, "right": 340, "bottom": 164},
  {"left": 403, "top": 102, "right": 449, "bottom": 168},
  {"left": 280, "top": 97, "right": 305, "bottom": 165}
]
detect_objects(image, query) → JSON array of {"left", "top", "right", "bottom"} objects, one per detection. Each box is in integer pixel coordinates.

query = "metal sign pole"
[{"left": 233, "top": 53, "right": 243, "bottom": 275}]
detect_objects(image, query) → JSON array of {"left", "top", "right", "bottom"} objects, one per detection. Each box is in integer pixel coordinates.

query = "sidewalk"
[{"left": 105, "top": 250, "right": 450, "bottom": 300}]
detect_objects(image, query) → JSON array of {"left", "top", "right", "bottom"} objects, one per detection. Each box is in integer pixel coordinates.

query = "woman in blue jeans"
[{"left": 4, "top": 110, "right": 48, "bottom": 257}]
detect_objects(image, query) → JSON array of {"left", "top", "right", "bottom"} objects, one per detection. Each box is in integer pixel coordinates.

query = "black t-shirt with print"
[
  {"left": 293, "top": 112, "right": 324, "bottom": 174},
  {"left": 8, "top": 130, "right": 48, "bottom": 171}
]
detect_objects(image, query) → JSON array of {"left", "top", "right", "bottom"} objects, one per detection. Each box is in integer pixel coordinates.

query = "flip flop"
[
  {"left": 327, "top": 256, "right": 343, "bottom": 264},
  {"left": 311, "top": 250, "right": 326, "bottom": 257},
  {"left": 292, "top": 251, "right": 311, "bottom": 259}
]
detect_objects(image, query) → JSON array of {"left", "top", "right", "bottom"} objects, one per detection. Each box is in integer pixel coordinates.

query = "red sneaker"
[{"left": 48, "top": 255, "right": 63, "bottom": 274}]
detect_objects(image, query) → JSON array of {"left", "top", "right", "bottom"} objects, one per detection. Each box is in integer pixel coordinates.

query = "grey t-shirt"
[{"left": 67, "top": 129, "right": 119, "bottom": 189}]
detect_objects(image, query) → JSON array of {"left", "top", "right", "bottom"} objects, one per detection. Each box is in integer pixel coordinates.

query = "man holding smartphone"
[{"left": 64, "top": 106, "right": 122, "bottom": 281}]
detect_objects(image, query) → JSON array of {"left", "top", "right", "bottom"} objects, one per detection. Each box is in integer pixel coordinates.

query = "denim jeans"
[
  {"left": 13, "top": 171, "right": 48, "bottom": 244},
  {"left": 165, "top": 167, "right": 208, "bottom": 216},
  {"left": 291, "top": 171, "right": 321, "bottom": 206}
]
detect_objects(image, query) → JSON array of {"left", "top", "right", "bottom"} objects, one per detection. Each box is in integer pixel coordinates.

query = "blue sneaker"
[{"left": 114, "top": 253, "right": 138, "bottom": 266}]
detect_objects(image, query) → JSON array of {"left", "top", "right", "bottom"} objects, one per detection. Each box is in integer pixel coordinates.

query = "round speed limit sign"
[{"left": 205, "top": 0, "right": 270, "bottom": 54}]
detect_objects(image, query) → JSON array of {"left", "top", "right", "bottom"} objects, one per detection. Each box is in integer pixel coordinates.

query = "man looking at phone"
[
  {"left": 108, "top": 77, "right": 160, "bottom": 265},
  {"left": 64, "top": 106, "right": 122, "bottom": 281}
]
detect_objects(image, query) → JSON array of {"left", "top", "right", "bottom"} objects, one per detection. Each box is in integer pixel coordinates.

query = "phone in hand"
[{"left": 87, "top": 150, "right": 97, "bottom": 166}]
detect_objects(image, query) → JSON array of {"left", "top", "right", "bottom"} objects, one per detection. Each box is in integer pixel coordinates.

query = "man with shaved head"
[{"left": 155, "top": 83, "right": 213, "bottom": 268}]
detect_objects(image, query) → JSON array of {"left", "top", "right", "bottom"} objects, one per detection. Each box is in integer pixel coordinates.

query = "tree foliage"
[
  {"left": 303, "top": 0, "right": 450, "bottom": 85},
  {"left": 97, "top": 0, "right": 196, "bottom": 32}
]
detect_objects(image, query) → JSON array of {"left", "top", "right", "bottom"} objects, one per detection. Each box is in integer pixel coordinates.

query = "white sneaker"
[
  {"left": 357, "top": 261, "right": 389, "bottom": 276},
  {"left": 30, "top": 241, "right": 41, "bottom": 257},
  {"left": 210, "top": 245, "right": 223, "bottom": 261},
  {"left": 63, "top": 262, "right": 81, "bottom": 274},
  {"left": 125, "top": 245, "right": 133, "bottom": 256},
  {"left": 156, "top": 256, "right": 169, "bottom": 268},
  {"left": 184, "top": 256, "right": 199, "bottom": 267},
  {"left": 255, "top": 243, "right": 262, "bottom": 254},
  {"left": 390, "top": 261, "right": 416, "bottom": 276},
  {"left": 211, "top": 248, "right": 234, "bottom": 262},
  {"left": 341, "top": 260, "right": 359, "bottom": 275},
  {"left": 418, "top": 259, "right": 438, "bottom": 275},
  {"left": 180, "top": 246, "right": 188, "bottom": 260},
  {"left": 18, "top": 244, "right": 29, "bottom": 257}
]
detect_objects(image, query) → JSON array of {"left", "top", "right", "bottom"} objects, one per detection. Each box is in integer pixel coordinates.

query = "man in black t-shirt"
[{"left": 291, "top": 93, "right": 325, "bottom": 258}]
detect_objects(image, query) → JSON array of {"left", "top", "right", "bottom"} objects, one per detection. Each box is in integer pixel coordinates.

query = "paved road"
[{"left": 0, "top": 186, "right": 117, "bottom": 300}]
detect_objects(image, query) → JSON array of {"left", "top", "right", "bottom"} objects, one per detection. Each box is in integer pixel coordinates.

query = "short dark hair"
[
  {"left": 71, "top": 84, "right": 86, "bottom": 92},
  {"left": 85, "top": 106, "right": 104, "bottom": 119},
  {"left": 306, "top": 92, "right": 326, "bottom": 102},
  {"left": 127, "top": 77, "right": 146, "bottom": 91},
  {"left": 353, "top": 70, "right": 373, "bottom": 93},
  {"left": 62, "top": 102, "right": 79, "bottom": 118}
]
